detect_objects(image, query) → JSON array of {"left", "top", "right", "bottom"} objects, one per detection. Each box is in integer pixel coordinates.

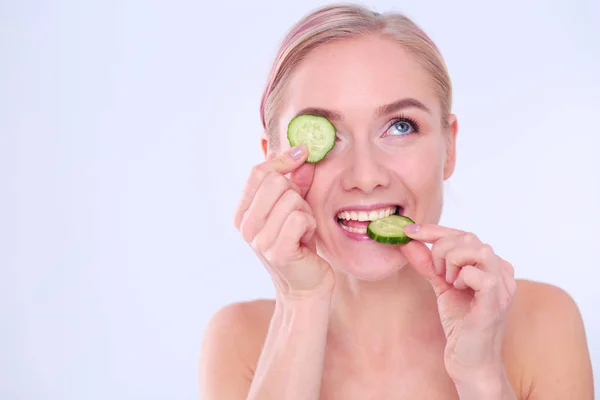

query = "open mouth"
[{"left": 336, "top": 205, "right": 403, "bottom": 236}]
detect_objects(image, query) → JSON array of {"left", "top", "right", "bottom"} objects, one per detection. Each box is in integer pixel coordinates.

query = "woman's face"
[{"left": 271, "top": 34, "right": 457, "bottom": 281}]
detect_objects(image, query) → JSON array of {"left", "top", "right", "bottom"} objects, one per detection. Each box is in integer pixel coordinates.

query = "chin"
[
  {"left": 314, "top": 203, "right": 417, "bottom": 281},
  {"left": 317, "top": 241, "right": 410, "bottom": 282}
]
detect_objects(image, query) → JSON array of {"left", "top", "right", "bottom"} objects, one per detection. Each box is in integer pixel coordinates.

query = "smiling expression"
[{"left": 272, "top": 34, "right": 458, "bottom": 280}]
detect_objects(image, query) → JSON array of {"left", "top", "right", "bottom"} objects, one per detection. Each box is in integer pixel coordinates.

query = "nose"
[{"left": 340, "top": 143, "right": 391, "bottom": 194}]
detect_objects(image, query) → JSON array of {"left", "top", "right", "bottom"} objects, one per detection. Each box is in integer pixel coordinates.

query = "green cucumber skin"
[
  {"left": 287, "top": 114, "right": 336, "bottom": 163},
  {"left": 367, "top": 215, "right": 415, "bottom": 245},
  {"left": 367, "top": 228, "right": 413, "bottom": 244}
]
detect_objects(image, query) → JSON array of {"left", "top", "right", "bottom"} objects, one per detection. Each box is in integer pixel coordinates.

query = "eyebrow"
[
  {"left": 294, "top": 98, "right": 430, "bottom": 122},
  {"left": 375, "top": 98, "right": 431, "bottom": 116},
  {"left": 294, "top": 107, "right": 343, "bottom": 121}
]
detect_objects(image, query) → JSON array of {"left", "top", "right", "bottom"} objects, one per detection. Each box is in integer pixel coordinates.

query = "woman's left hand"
[{"left": 400, "top": 223, "right": 517, "bottom": 395}]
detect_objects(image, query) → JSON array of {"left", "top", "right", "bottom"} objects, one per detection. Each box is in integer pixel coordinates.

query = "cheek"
[{"left": 394, "top": 140, "right": 446, "bottom": 195}]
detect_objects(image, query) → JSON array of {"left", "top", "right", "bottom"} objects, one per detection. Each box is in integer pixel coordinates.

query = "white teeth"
[
  {"left": 339, "top": 223, "right": 368, "bottom": 234},
  {"left": 357, "top": 211, "right": 369, "bottom": 221},
  {"left": 336, "top": 206, "right": 398, "bottom": 221}
]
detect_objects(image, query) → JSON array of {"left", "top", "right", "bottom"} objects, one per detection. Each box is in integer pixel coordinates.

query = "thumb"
[
  {"left": 400, "top": 240, "right": 451, "bottom": 296},
  {"left": 290, "top": 163, "right": 315, "bottom": 198},
  {"left": 266, "top": 145, "right": 309, "bottom": 175}
]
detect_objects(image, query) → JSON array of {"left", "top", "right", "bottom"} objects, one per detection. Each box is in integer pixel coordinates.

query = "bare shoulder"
[
  {"left": 199, "top": 299, "right": 275, "bottom": 399},
  {"left": 504, "top": 279, "right": 594, "bottom": 399}
]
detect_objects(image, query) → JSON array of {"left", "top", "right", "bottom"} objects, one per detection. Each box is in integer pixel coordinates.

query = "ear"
[
  {"left": 443, "top": 114, "right": 458, "bottom": 180},
  {"left": 261, "top": 132, "right": 269, "bottom": 160}
]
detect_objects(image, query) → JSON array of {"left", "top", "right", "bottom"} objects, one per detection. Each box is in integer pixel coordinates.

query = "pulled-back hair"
[{"left": 259, "top": 3, "right": 452, "bottom": 148}]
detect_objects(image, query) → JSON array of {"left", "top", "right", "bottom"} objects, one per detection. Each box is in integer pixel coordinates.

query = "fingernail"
[
  {"left": 404, "top": 224, "right": 420, "bottom": 233},
  {"left": 288, "top": 145, "right": 305, "bottom": 159}
]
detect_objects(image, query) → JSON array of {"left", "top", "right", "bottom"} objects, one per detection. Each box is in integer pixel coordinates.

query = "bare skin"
[
  {"left": 201, "top": 280, "right": 591, "bottom": 399},
  {"left": 199, "top": 35, "right": 594, "bottom": 399}
]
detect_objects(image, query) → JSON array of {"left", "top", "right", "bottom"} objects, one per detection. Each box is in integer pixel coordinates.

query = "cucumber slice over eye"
[
  {"left": 367, "top": 215, "right": 416, "bottom": 244},
  {"left": 287, "top": 114, "right": 336, "bottom": 163}
]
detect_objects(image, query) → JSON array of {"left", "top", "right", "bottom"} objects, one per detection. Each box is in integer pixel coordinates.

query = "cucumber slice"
[
  {"left": 367, "top": 215, "right": 415, "bottom": 244},
  {"left": 287, "top": 114, "right": 336, "bottom": 163}
]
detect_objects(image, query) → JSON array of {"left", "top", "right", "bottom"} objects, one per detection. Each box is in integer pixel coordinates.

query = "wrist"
[
  {"left": 276, "top": 282, "right": 334, "bottom": 305},
  {"left": 452, "top": 367, "right": 517, "bottom": 400},
  {"left": 275, "top": 290, "right": 332, "bottom": 323}
]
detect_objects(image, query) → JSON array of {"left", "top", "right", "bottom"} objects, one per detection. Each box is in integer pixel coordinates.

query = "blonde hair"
[{"left": 259, "top": 3, "right": 452, "bottom": 149}]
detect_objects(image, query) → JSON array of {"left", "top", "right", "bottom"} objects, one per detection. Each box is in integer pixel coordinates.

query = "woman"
[{"left": 200, "top": 4, "right": 593, "bottom": 399}]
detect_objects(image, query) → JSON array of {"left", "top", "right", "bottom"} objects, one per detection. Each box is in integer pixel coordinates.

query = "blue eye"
[{"left": 387, "top": 119, "right": 417, "bottom": 136}]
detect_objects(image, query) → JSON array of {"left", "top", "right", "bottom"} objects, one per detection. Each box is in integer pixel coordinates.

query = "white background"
[{"left": 1, "top": 0, "right": 598, "bottom": 399}]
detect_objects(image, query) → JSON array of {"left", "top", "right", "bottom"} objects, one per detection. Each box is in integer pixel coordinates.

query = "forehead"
[{"left": 280, "top": 34, "right": 439, "bottom": 122}]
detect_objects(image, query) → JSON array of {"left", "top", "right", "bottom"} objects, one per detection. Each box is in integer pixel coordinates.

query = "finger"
[
  {"left": 453, "top": 266, "right": 502, "bottom": 311},
  {"left": 499, "top": 258, "right": 517, "bottom": 298},
  {"left": 502, "top": 258, "right": 515, "bottom": 277},
  {"left": 289, "top": 162, "right": 315, "bottom": 198},
  {"left": 453, "top": 265, "right": 488, "bottom": 291},
  {"left": 234, "top": 145, "right": 308, "bottom": 229},
  {"left": 239, "top": 172, "right": 300, "bottom": 243},
  {"left": 252, "top": 189, "right": 313, "bottom": 254},
  {"left": 403, "top": 223, "right": 467, "bottom": 244},
  {"left": 443, "top": 243, "right": 496, "bottom": 284},
  {"left": 428, "top": 232, "right": 487, "bottom": 280},
  {"left": 430, "top": 235, "right": 463, "bottom": 276},
  {"left": 400, "top": 240, "right": 452, "bottom": 296},
  {"left": 264, "top": 210, "right": 316, "bottom": 265}
]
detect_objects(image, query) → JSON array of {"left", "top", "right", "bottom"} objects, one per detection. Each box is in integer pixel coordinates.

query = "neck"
[{"left": 327, "top": 265, "right": 443, "bottom": 357}]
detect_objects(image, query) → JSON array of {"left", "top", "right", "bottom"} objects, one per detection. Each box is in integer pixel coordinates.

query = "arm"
[
  {"left": 453, "top": 283, "right": 594, "bottom": 400},
  {"left": 399, "top": 226, "right": 521, "bottom": 400},
  {"left": 203, "top": 145, "right": 335, "bottom": 399},
  {"left": 199, "top": 295, "right": 331, "bottom": 400},
  {"left": 452, "top": 368, "right": 518, "bottom": 400},
  {"left": 246, "top": 294, "right": 331, "bottom": 400},
  {"left": 523, "top": 285, "right": 594, "bottom": 400}
]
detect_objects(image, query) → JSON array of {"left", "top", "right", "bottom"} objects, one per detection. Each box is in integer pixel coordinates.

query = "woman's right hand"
[{"left": 234, "top": 145, "right": 335, "bottom": 299}]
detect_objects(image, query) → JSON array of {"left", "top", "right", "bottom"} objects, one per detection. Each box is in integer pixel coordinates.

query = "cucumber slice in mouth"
[
  {"left": 367, "top": 214, "right": 415, "bottom": 244},
  {"left": 287, "top": 114, "right": 336, "bottom": 163}
]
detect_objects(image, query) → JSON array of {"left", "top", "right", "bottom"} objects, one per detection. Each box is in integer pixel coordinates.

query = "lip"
[{"left": 336, "top": 223, "right": 375, "bottom": 242}]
